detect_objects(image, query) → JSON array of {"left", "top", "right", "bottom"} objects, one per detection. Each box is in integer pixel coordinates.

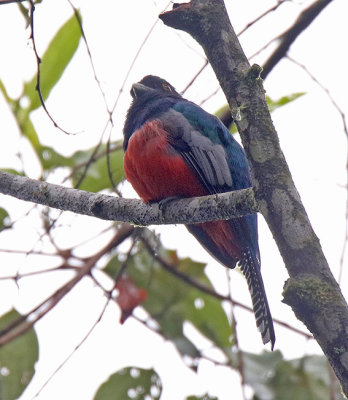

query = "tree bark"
[
  {"left": 0, "top": 170, "right": 256, "bottom": 225},
  {"left": 159, "top": 0, "right": 348, "bottom": 396}
]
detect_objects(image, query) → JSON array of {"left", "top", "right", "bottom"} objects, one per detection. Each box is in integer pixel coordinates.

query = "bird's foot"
[{"left": 156, "top": 196, "right": 181, "bottom": 211}]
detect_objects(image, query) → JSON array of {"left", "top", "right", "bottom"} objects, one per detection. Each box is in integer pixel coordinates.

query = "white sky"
[{"left": 0, "top": 0, "right": 347, "bottom": 399}]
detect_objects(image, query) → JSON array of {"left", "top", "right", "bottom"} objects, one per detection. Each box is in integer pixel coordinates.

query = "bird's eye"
[{"left": 162, "top": 82, "right": 172, "bottom": 92}]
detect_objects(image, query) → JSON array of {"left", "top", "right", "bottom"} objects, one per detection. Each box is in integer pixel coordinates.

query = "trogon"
[{"left": 123, "top": 75, "right": 275, "bottom": 349}]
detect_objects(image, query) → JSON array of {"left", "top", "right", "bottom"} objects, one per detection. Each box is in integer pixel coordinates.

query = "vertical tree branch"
[{"left": 159, "top": 0, "right": 348, "bottom": 395}]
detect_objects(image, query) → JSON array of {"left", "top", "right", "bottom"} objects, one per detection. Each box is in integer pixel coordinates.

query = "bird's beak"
[{"left": 131, "top": 83, "right": 153, "bottom": 99}]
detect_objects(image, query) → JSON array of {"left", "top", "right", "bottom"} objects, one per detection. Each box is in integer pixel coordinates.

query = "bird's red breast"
[
  {"left": 124, "top": 120, "right": 207, "bottom": 202},
  {"left": 124, "top": 119, "right": 242, "bottom": 260}
]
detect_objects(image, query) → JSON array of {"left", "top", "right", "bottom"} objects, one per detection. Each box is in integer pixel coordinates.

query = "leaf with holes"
[
  {"left": 94, "top": 367, "right": 162, "bottom": 400},
  {"left": 104, "top": 230, "right": 234, "bottom": 362}
]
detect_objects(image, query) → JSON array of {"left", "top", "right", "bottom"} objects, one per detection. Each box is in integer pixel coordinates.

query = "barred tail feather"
[{"left": 240, "top": 250, "right": 275, "bottom": 349}]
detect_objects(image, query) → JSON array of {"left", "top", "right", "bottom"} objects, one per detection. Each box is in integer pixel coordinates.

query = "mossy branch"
[{"left": 159, "top": 0, "right": 348, "bottom": 395}]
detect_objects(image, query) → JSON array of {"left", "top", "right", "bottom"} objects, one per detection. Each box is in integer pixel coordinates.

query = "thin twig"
[
  {"left": 0, "top": 268, "right": 85, "bottom": 346},
  {"left": 68, "top": 0, "right": 120, "bottom": 196},
  {"left": 0, "top": 223, "right": 134, "bottom": 347},
  {"left": 199, "top": 86, "right": 221, "bottom": 107},
  {"left": 63, "top": 141, "right": 123, "bottom": 184},
  {"left": 67, "top": 0, "right": 112, "bottom": 122},
  {"left": 106, "top": 128, "right": 119, "bottom": 193},
  {"left": 0, "top": 265, "right": 77, "bottom": 282},
  {"left": 180, "top": 59, "right": 209, "bottom": 95},
  {"left": 219, "top": 0, "right": 333, "bottom": 126},
  {"left": 29, "top": 1, "right": 74, "bottom": 135},
  {"left": 113, "top": 240, "right": 137, "bottom": 284},
  {"left": 0, "top": 248, "right": 58, "bottom": 257},
  {"left": 73, "top": 137, "right": 105, "bottom": 189},
  {"left": 237, "top": 0, "right": 289, "bottom": 37},
  {"left": 104, "top": 3, "right": 172, "bottom": 190},
  {"left": 31, "top": 296, "right": 111, "bottom": 399}
]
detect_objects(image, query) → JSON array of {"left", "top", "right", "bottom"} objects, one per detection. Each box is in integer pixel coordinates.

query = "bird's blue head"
[{"left": 123, "top": 75, "right": 182, "bottom": 150}]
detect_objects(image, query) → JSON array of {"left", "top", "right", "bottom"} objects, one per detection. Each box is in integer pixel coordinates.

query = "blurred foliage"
[
  {"left": 94, "top": 352, "right": 343, "bottom": 400},
  {"left": 102, "top": 229, "right": 343, "bottom": 399},
  {"left": 0, "top": 12, "right": 82, "bottom": 171},
  {"left": 22, "top": 12, "right": 82, "bottom": 113},
  {"left": 0, "top": 309, "right": 39, "bottom": 400},
  {"left": 0, "top": 207, "right": 10, "bottom": 230},
  {"left": 215, "top": 92, "right": 305, "bottom": 133},
  {"left": 104, "top": 229, "right": 235, "bottom": 362},
  {"left": 71, "top": 143, "right": 124, "bottom": 191},
  {"left": 94, "top": 367, "right": 162, "bottom": 400}
]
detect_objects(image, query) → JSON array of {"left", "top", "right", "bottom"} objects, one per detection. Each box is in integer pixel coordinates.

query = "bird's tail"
[{"left": 240, "top": 250, "right": 275, "bottom": 349}]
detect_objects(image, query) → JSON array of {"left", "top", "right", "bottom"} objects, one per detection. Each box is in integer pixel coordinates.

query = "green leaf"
[
  {"left": 71, "top": 144, "right": 124, "bottom": 192},
  {"left": 243, "top": 351, "right": 283, "bottom": 399},
  {"left": 12, "top": 105, "right": 41, "bottom": 150},
  {"left": 271, "top": 360, "right": 327, "bottom": 400},
  {"left": 94, "top": 367, "right": 162, "bottom": 400},
  {"left": 214, "top": 92, "right": 305, "bottom": 133},
  {"left": 104, "top": 230, "right": 234, "bottom": 361},
  {"left": 17, "top": 3, "right": 32, "bottom": 28},
  {"left": 242, "top": 352, "right": 344, "bottom": 400},
  {"left": 266, "top": 92, "right": 305, "bottom": 113},
  {"left": 271, "top": 355, "right": 345, "bottom": 400},
  {"left": 104, "top": 248, "right": 200, "bottom": 358},
  {"left": 214, "top": 104, "right": 230, "bottom": 121},
  {"left": 0, "top": 80, "right": 14, "bottom": 105},
  {"left": 0, "top": 169, "right": 24, "bottom": 176},
  {"left": 38, "top": 145, "right": 74, "bottom": 171},
  {"left": 186, "top": 395, "right": 218, "bottom": 400},
  {"left": 0, "top": 309, "right": 39, "bottom": 400},
  {"left": 1, "top": 14, "right": 81, "bottom": 161},
  {"left": 0, "top": 208, "right": 10, "bottom": 230},
  {"left": 6, "top": 99, "right": 74, "bottom": 170},
  {"left": 23, "top": 13, "right": 82, "bottom": 111}
]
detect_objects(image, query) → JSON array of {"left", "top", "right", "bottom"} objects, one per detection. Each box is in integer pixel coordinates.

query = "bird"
[{"left": 123, "top": 75, "right": 275, "bottom": 349}]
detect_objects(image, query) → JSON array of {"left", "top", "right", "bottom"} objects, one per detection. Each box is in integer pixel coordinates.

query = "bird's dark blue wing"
[
  {"left": 160, "top": 107, "right": 233, "bottom": 193},
  {"left": 164, "top": 101, "right": 260, "bottom": 259},
  {"left": 159, "top": 101, "right": 275, "bottom": 348},
  {"left": 173, "top": 101, "right": 252, "bottom": 190}
]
